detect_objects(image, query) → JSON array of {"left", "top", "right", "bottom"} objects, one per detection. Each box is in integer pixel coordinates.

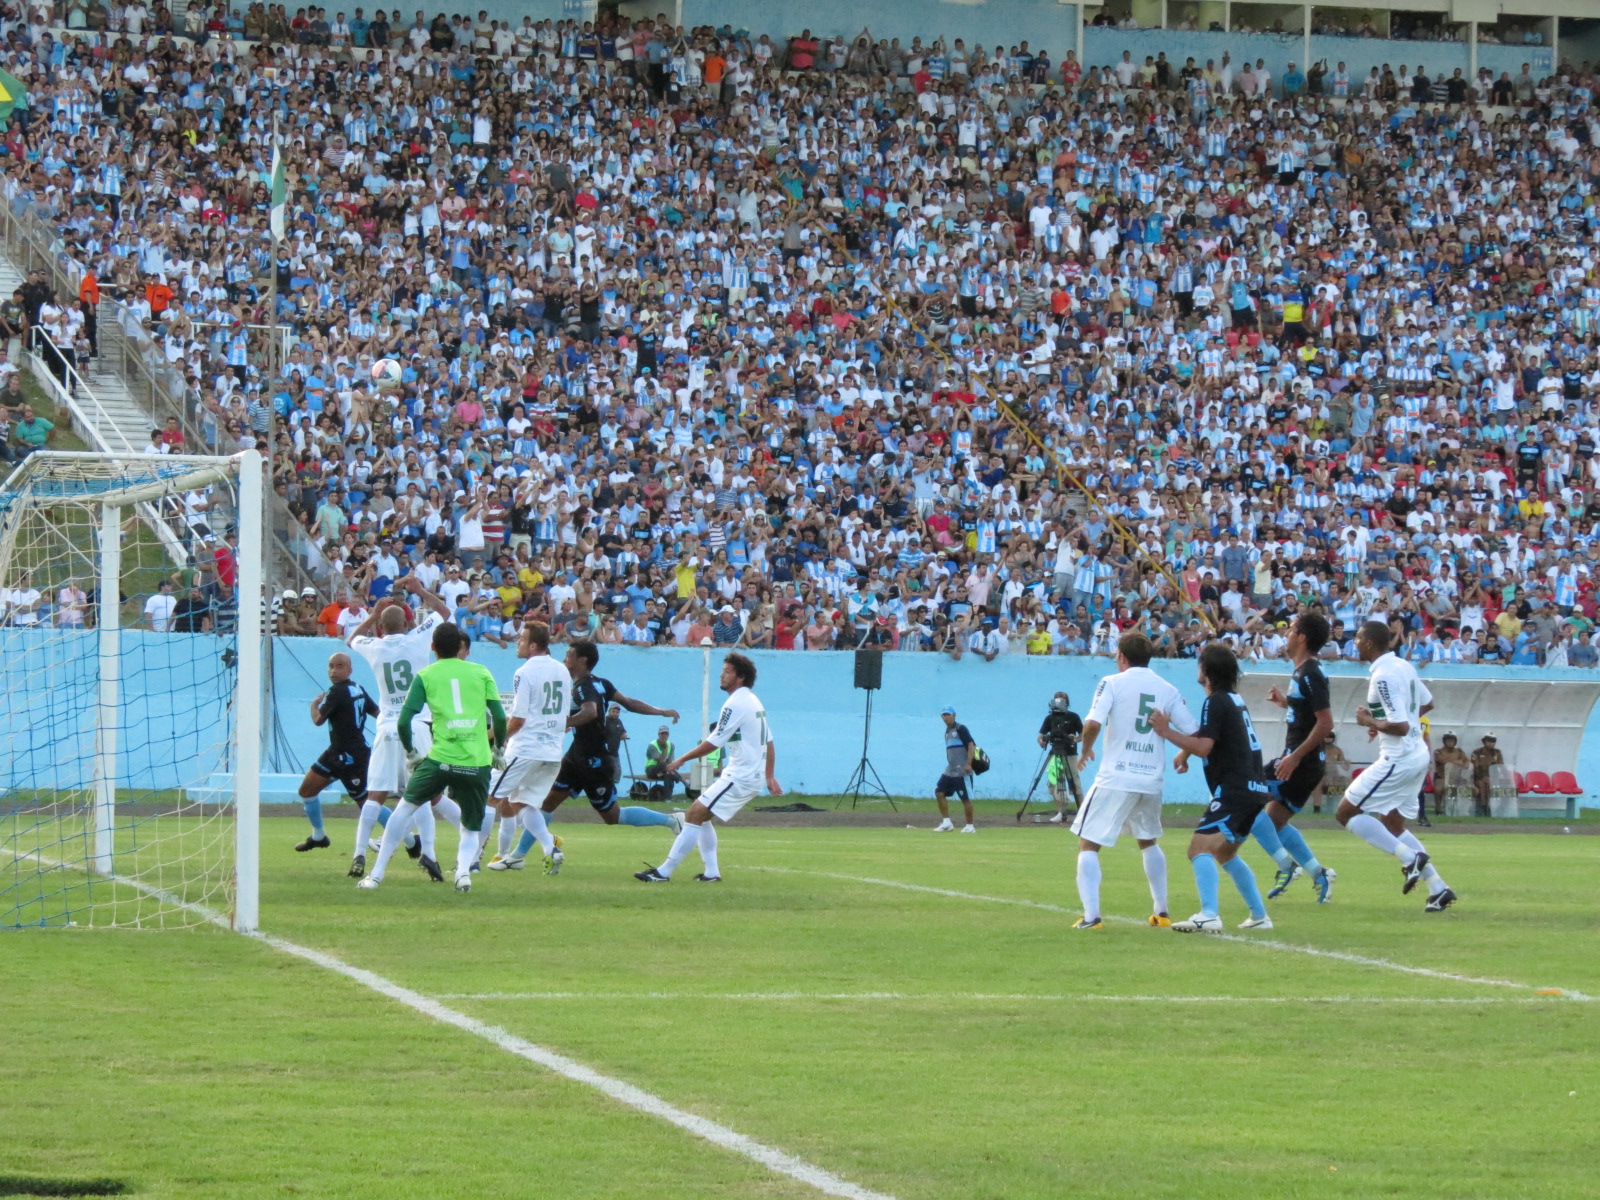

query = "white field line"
[
  {"left": 438, "top": 991, "right": 1592, "bottom": 1005},
  {"left": 747, "top": 866, "right": 1595, "bottom": 1001},
  {"left": 8, "top": 852, "right": 897, "bottom": 1200}
]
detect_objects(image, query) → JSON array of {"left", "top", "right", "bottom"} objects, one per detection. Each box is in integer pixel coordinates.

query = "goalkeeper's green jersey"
[{"left": 401, "top": 659, "right": 503, "bottom": 767}]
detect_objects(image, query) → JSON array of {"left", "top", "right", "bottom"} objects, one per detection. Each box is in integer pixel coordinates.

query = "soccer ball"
[{"left": 370, "top": 358, "right": 403, "bottom": 391}]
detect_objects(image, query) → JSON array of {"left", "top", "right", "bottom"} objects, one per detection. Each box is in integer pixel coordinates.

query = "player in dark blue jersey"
[
  {"left": 295, "top": 651, "right": 379, "bottom": 853},
  {"left": 1255, "top": 612, "right": 1338, "bottom": 903},
  {"left": 1150, "top": 643, "right": 1274, "bottom": 933}
]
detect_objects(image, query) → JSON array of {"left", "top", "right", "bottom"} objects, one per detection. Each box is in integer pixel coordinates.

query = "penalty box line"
[
  {"left": 747, "top": 866, "right": 1594, "bottom": 1002},
  {"left": 17, "top": 854, "right": 899, "bottom": 1200}
]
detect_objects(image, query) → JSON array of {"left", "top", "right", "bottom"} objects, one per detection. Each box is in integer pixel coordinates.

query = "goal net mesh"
[{"left": 0, "top": 453, "right": 246, "bottom": 929}]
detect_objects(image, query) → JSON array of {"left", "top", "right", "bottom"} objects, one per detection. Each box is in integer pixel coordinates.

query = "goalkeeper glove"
[
  {"left": 405, "top": 747, "right": 424, "bottom": 769},
  {"left": 492, "top": 749, "right": 507, "bottom": 772}
]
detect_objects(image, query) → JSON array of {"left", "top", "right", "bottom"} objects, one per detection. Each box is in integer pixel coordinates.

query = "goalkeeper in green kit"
[{"left": 358, "top": 622, "right": 506, "bottom": 893}]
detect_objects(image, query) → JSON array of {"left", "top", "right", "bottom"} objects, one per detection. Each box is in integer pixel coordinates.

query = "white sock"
[
  {"left": 1347, "top": 813, "right": 1410, "bottom": 862},
  {"left": 498, "top": 816, "right": 516, "bottom": 855},
  {"left": 414, "top": 803, "right": 438, "bottom": 858},
  {"left": 518, "top": 805, "right": 556, "bottom": 855},
  {"left": 1141, "top": 844, "right": 1168, "bottom": 915},
  {"left": 354, "top": 799, "right": 386, "bottom": 853},
  {"left": 698, "top": 822, "right": 720, "bottom": 878},
  {"left": 659, "top": 821, "right": 702, "bottom": 878},
  {"left": 1076, "top": 850, "right": 1102, "bottom": 921},
  {"left": 1399, "top": 832, "right": 1447, "bottom": 891},
  {"left": 455, "top": 828, "right": 481, "bottom": 880},
  {"left": 433, "top": 796, "right": 462, "bottom": 830},
  {"left": 370, "top": 800, "right": 418, "bottom": 881},
  {"left": 478, "top": 815, "right": 496, "bottom": 861}
]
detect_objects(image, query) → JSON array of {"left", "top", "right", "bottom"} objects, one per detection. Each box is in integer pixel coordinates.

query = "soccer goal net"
[{"left": 0, "top": 450, "right": 263, "bottom": 931}]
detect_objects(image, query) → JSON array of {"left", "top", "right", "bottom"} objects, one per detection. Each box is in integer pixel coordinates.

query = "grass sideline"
[{"left": 3, "top": 820, "right": 1598, "bottom": 1199}]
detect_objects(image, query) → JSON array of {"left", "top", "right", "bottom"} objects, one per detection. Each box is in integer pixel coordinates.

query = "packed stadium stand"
[{"left": 4, "top": 0, "right": 1600, "bottom": 670}]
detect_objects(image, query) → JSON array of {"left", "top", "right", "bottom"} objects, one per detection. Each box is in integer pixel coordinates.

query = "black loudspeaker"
[{"left": 853, "top": 649, "right": 883, "bottom": 691}]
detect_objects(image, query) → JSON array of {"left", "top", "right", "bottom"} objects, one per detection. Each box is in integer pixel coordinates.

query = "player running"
[
  {"left": 1072, "top": 631, "right": 1198, "bottom": 930},
  {"left": 1339, "top": 622, "right": 1457, "bottom": 912},
  {"left": 487, "top": 618, "right": 572, "bottom": 876},
  {"left": 294, "top": 651, "right": 378, "bottom": 854},
  {"left": 359, "top": 622, "right": 507, "bottom": 893},
  {"left": 635, "top": 652, "right": 781, "bottom": 883},
  {"left": 492, "top": 638, "right": 681, "bottom": 870},
  {"left": 1150, "top": 643, "right": 1275, "bottom": 932},
  {"left": 343, "top": 577, "right": 453, "bottom": 879},
  {"left": 1254, "top": 612, "right": 1338, "bottom": 902}
]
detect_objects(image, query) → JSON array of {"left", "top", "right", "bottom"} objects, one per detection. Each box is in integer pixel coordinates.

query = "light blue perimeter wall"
[
  {"left": 680, "top": 0, "right": 1078, "bottom": 51},
  {"left": 271, "top": 638, "right": 1600, "bottom": 806},
  {"left": 0, "top": 630, "right": 236, "bottom": 794}
]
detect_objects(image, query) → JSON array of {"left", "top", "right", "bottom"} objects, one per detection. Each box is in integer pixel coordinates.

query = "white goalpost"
[{"left": 0, "top": 449, "right": 263, "bottom": 931}]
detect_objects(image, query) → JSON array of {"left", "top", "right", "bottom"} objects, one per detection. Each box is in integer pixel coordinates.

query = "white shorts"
[
  {"left": 698, "top": 772, "right": 763, "bottom": 823},
  {"left": 1345, "top": 749, "right": 1429, "bottom": 819},
  {"left": 369, "top": 725, "right": 432, "bottom": 794},
  {"left": 1071, "top": 785, "right": 1163, "bottom": 848},
  {"left": 491, "top": 755, "right": 561, "bottom": 806}
]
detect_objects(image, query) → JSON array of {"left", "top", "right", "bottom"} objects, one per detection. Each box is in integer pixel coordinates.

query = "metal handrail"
[{"left": 0, "top": 187, "right": 321, "bottom": 599}]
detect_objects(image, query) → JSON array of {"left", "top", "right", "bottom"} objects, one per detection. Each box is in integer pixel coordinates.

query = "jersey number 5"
[{"left": 1134, "top": 693, "right": 1157, "bottom": 734}]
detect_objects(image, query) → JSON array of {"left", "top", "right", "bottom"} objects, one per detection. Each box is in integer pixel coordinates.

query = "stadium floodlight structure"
[{"left": 0, "top": 450, "right": 263, "bottom": 931}]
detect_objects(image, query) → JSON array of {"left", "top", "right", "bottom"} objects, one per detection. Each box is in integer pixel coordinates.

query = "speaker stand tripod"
[{"left": 840, "top": 690, "right": 894, "bottom": 810}]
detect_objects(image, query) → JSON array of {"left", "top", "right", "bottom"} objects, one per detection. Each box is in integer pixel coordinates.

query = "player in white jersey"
[
  {"left": 343, "top": 577, "right": 451, "bottom": 880},
  {"left": 1072, "top": 631, "right": 1199, "bottom": 930},
  {"left": 635, "top": 653, "right": 781, "bottom": 883},
  {"left": 1339, "top": 622, "right": 1456, "bottom": 911},
  {"left": 488, "top": 619, "right": 572, "bottom": 875}
]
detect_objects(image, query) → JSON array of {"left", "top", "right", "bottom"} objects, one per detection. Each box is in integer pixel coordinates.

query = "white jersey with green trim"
[
  {"left": 348, "top": 610, "right": 442, "bottom": 730},
  {"left": 706, "top": 686, "right": 771, "bottom": 781},
  {"left": 1365, "top": 650, "right": 1433, "bottom": 757},
  {"left": 1084, "top": 665, "right": 1197, "bottom": 794},
  {"left": 506, "top": 653, "right": 573, "bottom": 760}
]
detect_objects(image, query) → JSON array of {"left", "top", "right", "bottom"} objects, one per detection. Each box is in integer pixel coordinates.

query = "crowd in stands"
[{"left": 4, "top": 2, "right": 1600, "bottom": 668}]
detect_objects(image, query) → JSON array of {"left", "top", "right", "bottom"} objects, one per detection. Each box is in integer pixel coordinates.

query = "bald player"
[
  {"left": 342, "top": 576, "right": 453, "bottom": 878},
  {"left": 294, "top": 648, "right": 380, "bottom": 853}
]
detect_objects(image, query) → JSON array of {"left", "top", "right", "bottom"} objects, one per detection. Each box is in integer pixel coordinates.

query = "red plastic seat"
[
  {"left": 1523, "top": 771, "right": 1556, "bottom": 795},
  {"left": 1351, "top": 766, "right": 1364, "bottom": 779},
  {"left": 1552, "top": 771, "right": 1583, "bottom": 796},
  {"left": 1514, "top": 772, "right": 1528, "bottom": 793}
]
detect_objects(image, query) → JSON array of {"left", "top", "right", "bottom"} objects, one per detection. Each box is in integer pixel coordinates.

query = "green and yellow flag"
[{"left": 0, "top": 68, "right": 29, "bottom": 123}]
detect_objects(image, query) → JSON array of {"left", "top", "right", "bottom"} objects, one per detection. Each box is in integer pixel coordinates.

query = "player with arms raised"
[
  {"left": 634, "top": 652, "right": 780, "bottom": 883},
  {"left": 1339, "top": 621, "right": 1456, "bottom": 911},
  {"left": 359, "top": 623, "right": 507, "bottom": 893},
  {"left": 488, "top": 618, "right": 572, "bottom": 875},
  {"left": 1072, "top": 632, "right": 1197, "bottom": 930},
  {"left": 343, "top": 576, "right": 452, "bottom": 879},
  {"left": 1254, "top": 612, "right": 1337, "bottom": 902},
  {"left": 1150, "top": 643, "right": 1275, "bottom": 932}
]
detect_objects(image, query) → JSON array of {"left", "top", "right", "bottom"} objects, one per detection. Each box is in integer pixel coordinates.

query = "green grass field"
[{"left": 4, "top": 816, "right": 1598, "bottom": 1199}]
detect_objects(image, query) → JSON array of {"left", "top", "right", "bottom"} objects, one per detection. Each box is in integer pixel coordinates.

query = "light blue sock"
[
  {"left": 303, "top": 797, "right": 325, "bottom": 838},
  {"left": 375, "top": 805, "right": 390, "bottom": 828},
  {"left": 515, "top": 829, "right": 536, "bottom": 858},
  {"left": 1250, "top": 810, "right": 1294, "bottom": 871},
  {"left": 619, "top": 806, "right": 676, "bottom": 828},
  {"left": 1192, "top": 852, "right": 1221, "bottom": 919},
  {"left": 1223, "top": 855, "right": 1267, "bottom": 920},
  {"left": 1276, "top": 823, "right": 1323, "bottom": 874}
]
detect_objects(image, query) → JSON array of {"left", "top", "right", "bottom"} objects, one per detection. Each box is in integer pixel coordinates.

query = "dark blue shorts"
[
  {"left": 935, "top": 772, "right": 969, "bottom": 799},
  {"left": 1267, "top": 753, "right": 1325, "bottom": 814},
  {"left": 1195, "top": 791, "right": 1265, "bottom": 843},
  {"left": 310, "top": 747, "right": 369, "bottom": 800},
  {"left": 554, "top": 753, "right": 618, "bottom": 812}
]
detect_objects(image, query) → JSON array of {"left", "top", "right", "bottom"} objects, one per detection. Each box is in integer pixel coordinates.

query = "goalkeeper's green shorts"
[{"left": 404, "top": 759, "right": 492, "bottom": 832}]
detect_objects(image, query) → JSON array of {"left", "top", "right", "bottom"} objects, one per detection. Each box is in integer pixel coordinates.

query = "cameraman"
[{"left": 1038, "top": 691, "right": 1084, "bottom": 823}]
